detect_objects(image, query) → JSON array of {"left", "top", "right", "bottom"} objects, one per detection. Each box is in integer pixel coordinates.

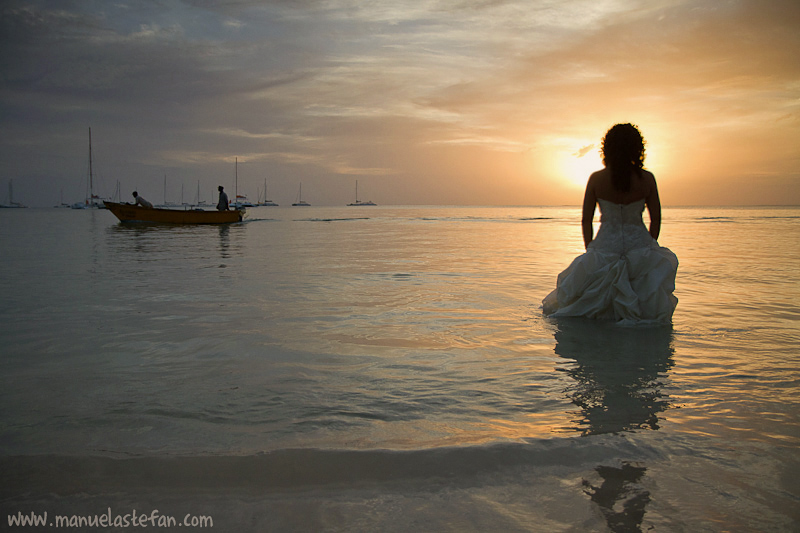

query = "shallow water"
[{"left": 1, "top": 206, "right": 798, "bottom": 531}]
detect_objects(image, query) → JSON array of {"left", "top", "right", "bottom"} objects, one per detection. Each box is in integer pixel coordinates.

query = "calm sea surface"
[{"left": 1, "top": 205, "right": 798, "bottom": 531}]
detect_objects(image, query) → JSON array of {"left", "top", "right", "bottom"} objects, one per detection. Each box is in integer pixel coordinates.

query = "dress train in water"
[{"left": 542, "top": 199, "right": 678, "bottom": 323}]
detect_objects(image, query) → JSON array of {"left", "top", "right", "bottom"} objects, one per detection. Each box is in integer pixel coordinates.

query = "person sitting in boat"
[
  {"left": 217, "top": 186, "right": 229, "bottom": 211},
  {"left": 131, "top": 191, "right": 153, "bottom": 208}
]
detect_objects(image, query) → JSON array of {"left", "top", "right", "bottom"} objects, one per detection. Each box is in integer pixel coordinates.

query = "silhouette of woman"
[{"left": 543, "top": 124, "right": 678, "bottom": 323}]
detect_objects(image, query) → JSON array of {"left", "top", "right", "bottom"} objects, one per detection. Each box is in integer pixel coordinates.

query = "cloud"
[{"left": 0, "top": 0, "right": 798, "bottom": 206}]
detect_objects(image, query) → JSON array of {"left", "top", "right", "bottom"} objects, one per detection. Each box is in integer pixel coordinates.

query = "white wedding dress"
[{"left": 542, "top": 199, "right": 678, "bottom": 323}]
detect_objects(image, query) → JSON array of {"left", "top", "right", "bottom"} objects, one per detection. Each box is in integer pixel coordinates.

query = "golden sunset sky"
[{"left": 1, "top": 0, "right": 797, "bottom": 206}]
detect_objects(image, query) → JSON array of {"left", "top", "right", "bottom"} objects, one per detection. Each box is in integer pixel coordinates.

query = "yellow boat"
[{"left": 104, "top": 201, "right": 245, "bottom": 224}]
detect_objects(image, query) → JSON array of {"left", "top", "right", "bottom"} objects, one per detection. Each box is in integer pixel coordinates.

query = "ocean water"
[{"left": 1, "top": 205, "right": 798, "bottom": 532}]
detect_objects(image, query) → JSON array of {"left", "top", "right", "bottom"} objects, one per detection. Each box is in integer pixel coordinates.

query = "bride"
[{"left": 542, "top": 124, "right": 678, "bottom": 323}]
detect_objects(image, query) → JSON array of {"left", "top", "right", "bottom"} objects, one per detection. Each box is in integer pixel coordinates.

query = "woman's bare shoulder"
[
  {"left": 587, "top": 168, "right": 610, "bottom": 187},
  {"left": 640, "top": 169, "right": 657, "bottom": 191}
]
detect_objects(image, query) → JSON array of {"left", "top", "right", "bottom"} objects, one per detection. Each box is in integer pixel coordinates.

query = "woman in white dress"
[{"left": 542, "top": 124, "right": 678, "bottom": 323}]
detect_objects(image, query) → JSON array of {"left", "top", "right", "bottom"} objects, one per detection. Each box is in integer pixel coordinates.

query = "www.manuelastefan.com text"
[{"left": 8, "top": 509, "right": 213, "bottom": 528}]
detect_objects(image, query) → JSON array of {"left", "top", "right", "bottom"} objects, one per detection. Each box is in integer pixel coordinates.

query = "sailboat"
[
  {"left": 54, "top": 189, "right": 71, "bottom": 208},
  {"left": 230, "top": 158, "right": 254, "bottom": 208},
  {"left": 157, "top": 174, "right": 179, "bottom": 208},
  {"left": 347, "top": 180, "right": 376, "bottom": 206},
  {"left": 195, "top": 181, "right": 211, "bottom": 207},
  {"left": 1, "top": 179, "right": 27, "bottom": 208},
  {"left": 111, "top": 180, "right": 122, "bottom": 203},
  {"left": 292, "top": 183, "right": 311, "bottom": 206},
  {"left": 233, "top": 192, "right": 253, "bottom": 207},
  {"left": 257, "top": 178, "right": 278, "bottom": 206},
  {"left": 73, "top": 127, "right": 107, "bottom": 209}
]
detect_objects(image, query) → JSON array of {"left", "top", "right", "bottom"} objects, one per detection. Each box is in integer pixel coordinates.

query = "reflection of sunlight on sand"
[{"left": 480, "top": 412, "right": 576, "bottom": 438}]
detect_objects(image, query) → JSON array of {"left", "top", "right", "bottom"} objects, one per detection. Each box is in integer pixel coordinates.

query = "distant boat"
[
  {"left": 292, "top": 183, "right": 311, "bottom": 206},
  {"left": 194, "top": 180, "right": 211, "bottom": 208},
  {"left": 54, "top": 189, "right": 71, "bottom": 208},
  {"left": 347, "top": 180, "right": 376, "bottom": 206},
  {"left": 257, "top": 178, "right": 278, "bottom": 206},
  {"left": 104, "top": 201, "right": 245, "bottom": 224},
  {"left": 156, "top": 174, "right": 179, "bottom": 208},
  {"left": 1, "top": 179, "right": 27, "bottom": 208},
  {"left": 232, "top": 194, "right": 255, "bottom": 208},
  {"left": 229, "top": 158, "right": 255, "bottom": 208},
  {"left": 75, "top": 127, "right": 108, "bottom": 209}
]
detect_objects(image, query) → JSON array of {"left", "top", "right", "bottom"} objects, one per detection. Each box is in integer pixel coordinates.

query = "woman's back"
[
  {"left": 584, "top": 168, "right": 662, "bottom": 244},
  {"left": 588, "top": 168, "right": 655, "bottom": 205}
]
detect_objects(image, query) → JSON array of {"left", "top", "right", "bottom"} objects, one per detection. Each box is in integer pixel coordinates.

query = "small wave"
[
  {"left": 0, "top": 437, "right": 656, "bottom": 495},
  {"left": 297, "top": 217, "right": 371, "bottom": 222},
  {"left": 696, "top": 217, "right": 736, "bottom": 223},
  {"left": 695, "top": 214, "right": 800, "bottom": 222},
  {"left": 241, "top": 217, "right": 278, "bottom": 223},
  {"left": 412, "top": 216, "right": 555, "bottom": 223}
]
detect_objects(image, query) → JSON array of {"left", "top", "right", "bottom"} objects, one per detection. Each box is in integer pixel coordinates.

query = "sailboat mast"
[
  {"left": 88, "top": 127, "right": 93, "bottom": 204},
  {"left": 235, "top": 157, "right": 238, "bottom": 202}
]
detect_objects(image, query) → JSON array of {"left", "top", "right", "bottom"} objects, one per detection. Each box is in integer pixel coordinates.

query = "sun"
[{"left": 560, "top": 145, "right": 603, "bottom": 189}]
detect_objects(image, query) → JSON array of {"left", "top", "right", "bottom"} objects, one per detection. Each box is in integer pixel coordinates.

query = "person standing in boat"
[
  {"left": 131, "top": 191, "right": 153, "bottom": 208},
  {"left": 217, "top": 186, "right": 229, "bottom": 211}
]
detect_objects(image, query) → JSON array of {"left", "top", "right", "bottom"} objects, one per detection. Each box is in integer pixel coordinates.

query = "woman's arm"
[
  {"left": 645, "top": 173, "right": 662, "bottom": 241},
  {"left": 581, "top": 174, "right": 597, "bottom": 249}
]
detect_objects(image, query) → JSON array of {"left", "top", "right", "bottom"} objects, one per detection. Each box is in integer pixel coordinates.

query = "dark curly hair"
[{"left": 601, "top": 123, "right": 646, "bottom": 192}]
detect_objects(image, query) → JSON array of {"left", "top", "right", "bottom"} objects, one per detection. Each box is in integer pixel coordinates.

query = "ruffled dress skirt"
[{"left": 542, "top": 200, "right": 678, "bottom": 324}]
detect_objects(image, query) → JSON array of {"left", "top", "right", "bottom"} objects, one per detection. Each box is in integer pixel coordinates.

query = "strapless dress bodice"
[
  {"left": 598, "top": 198, "right": 646, "bottom": 226},
  {"left": 591, "top": 199, "right": 654, "bottom": 256}
]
